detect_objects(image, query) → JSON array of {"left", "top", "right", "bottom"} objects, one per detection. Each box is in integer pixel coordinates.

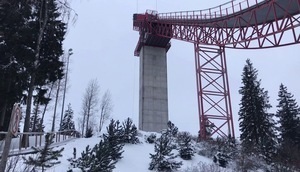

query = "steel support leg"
[{"left": 194, "top": 44, "right": 235, "bottom": 140}]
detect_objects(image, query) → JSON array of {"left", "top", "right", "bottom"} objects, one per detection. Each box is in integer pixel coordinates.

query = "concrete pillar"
[{"left": 139, "top": 46, "right": 168, "bottom": 132}]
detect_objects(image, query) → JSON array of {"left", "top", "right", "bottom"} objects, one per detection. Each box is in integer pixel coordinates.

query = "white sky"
[{"left": 62, "top": 0, "right": 300, "bottom": 138}]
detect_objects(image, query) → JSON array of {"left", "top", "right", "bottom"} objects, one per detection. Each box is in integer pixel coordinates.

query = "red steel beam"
[
  {"left": 136, "top": 0, "right": 300, "bottom": 49},
  {"left": 195, "top": 45, "right": 234, "bottom": 140}
]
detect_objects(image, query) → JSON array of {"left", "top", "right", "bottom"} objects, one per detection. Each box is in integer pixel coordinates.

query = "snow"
[{"left": 41, "top": 131, "right": 218, "bottom": 172}]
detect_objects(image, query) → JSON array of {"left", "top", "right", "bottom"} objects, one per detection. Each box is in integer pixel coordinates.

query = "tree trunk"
[
  {"left": 41, "top": 82, "right": 54, "bottom": 127},
  {"left": 0, "top": 102, "right": 7, "bottom": 128},
  {"left": 51, "top": 80, "right": 60, "bottom": 132},
  {"left": 81, "top": 113, "right": 86, "bottom": 136},
  {"left": 32, "top": 102, "right": 39, "bottom": 132},
  {"left": 22, "top": 74, "right": 36, "bottom": 148},
  {"left": 85, "top": 108, "right": 90, "bottom": 136},
  {"left": 22, "top": 0, "right": 49, "bottom": 147},
  {"left": 99, "top": 110, "right": 104, "bottom": 132},
  {"left": 0, "top": 68, "right": 12, "bottom": 128}
]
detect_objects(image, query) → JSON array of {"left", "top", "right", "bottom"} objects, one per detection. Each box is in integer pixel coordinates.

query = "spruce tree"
[
  {"left": 276, "top": 84, "right": 300, "bottom": 147},
  {"left": 76, "top": 142, "right": 116, "bottom": 172},
  {"left": 275, "top": 84, "right": 300, "bottom": 167},
  {"left": 23, "top": 133, "right": 64, "bottom": 172},
  {"left": 166, "top": 121, "right": 178, "bottom": 137},
  {"left": 163, "top": 121, "right": 179, "bottom": 149},
  {"left": 238, "top": 59, "right": 276, "bottom": 162},
  {"left": 122, "top": 117, "right": 139, "bottom": 144},
  {"left": 149, "top": 133, "right": 182, "bottom": 171},
  {"left": 0, "top": 1, "right": 32, "bottom": 133},
  {"left": 60, "top": 103, "right": 75, "bottom": 135},
  {"left": 177, "top": 132, "right": 194, "bottom": 160},
  {"left": 75, "top": 145, "right": 92, "bottom": 171},
  {"left": 89, "top": 140, "right": 117, "bottom": 172},
  {"left": 103, "top": 119, "right": 124, "bottom": 161}
]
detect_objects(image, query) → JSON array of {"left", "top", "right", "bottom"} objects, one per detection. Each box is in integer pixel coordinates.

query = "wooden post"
[
  {"left": 39, "top": 134, "right": 42, "bottom": 147},
  {"left": 35, "top": 135, "right": 38, "bottom": 147},
  {"left": 19, "top": 135, "right": 22, "bottom": 150}
]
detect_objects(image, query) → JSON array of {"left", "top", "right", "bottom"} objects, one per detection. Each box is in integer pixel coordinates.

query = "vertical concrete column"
[{"left": 139, "top": 46, "right": 168, "bottom": 132}]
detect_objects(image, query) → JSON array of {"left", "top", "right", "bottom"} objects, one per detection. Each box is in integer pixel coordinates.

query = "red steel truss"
[
  {"left": 133, "top": 0, "right": 300, "bottom": 139},
  {"left": 195, "top": 45, "right": 234, "bottom": 139}
]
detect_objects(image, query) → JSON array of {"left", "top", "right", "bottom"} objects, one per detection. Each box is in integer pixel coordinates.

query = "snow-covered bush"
[
  {"left": 85, "top": 127, "right": 93, "bottom": 138},
  {"left": 181, "top": 162, "right": 229, "bottom": 172},
  {"left": 231, "top": 150, "right": 268, "bottom": 172},
  {"left": 213, "top": 152, "right": 229, "bottom": 168},
  {"left": 149, "top": 133, "right": 182, "bottom": 171},
  {"left": 23, "top": 133, "right": 64, "bottom": 172},
  {"left": 145, "top": 133, "right": 157, "bottom": 144},
  {"left": 177, "top": 131, "right": 194, "bottom": 160},
  {"left": 121, "top": 117, "right": 140, "bottom": 144}
]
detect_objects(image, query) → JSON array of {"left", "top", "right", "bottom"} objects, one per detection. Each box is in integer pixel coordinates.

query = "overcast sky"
[{"left": 61, "top": 0, "right": 300, "bottom": 137}]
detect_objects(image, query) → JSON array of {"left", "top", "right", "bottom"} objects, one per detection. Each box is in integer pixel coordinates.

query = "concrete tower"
[{"left": 139, "top": 45, "right": 168, "bottom": 132}]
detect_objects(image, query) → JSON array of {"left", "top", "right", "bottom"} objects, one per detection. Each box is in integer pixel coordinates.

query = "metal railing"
[
  {"left": 0, "top": 130, "right": 77, "bottom": 154},
  {"left": 158, "top": 0, "right": 267, "bottom": 21}
]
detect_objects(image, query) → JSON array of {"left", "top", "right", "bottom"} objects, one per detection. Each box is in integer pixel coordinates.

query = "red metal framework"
[
  {"left": 195, "top": 45, "right": 234, "bottom": 139},
  {"left": 133, "top": 0, "right": 300, "bottom": 139}
]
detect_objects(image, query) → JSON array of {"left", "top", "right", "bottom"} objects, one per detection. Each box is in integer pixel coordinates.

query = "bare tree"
[
  {"left": 51, "top": 79, "right": 61, "bottom": 132},
  {"left": 98, "top": 90, "right": 113, "bottom": 132},
  {"left": 80, "top": 79, "right": 100, "bottom": 136}
]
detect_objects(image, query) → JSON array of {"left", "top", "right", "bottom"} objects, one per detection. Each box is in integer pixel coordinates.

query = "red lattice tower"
[{"left": 133, "top": 0, "right": 300, "bottom": 140}]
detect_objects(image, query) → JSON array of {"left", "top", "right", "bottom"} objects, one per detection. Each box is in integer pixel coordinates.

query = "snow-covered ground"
[{"left": 16, "top": 131, "right": 227, "bottom": 172}]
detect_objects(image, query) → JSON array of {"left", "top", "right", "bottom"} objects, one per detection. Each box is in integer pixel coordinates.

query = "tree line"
[
  {"left": 0, "top": 0, "right": 73, "bottom": 146},
  {"left": 236, "top": 59, "right": 300, "bottom": 170}
]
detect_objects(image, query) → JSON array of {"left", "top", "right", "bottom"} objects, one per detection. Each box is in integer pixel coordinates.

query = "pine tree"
[
  {"left": 149, "top": 133, "right": 182, "bottom": 171},
  {"left": 238, "top": 59, "right": 276, "bottom": 162},
  {"left": 177, "top": 132, "right": 194, "bottom": 160},
  {"left": 122, "top": 117, "right": 139, "bottom": 144},
  {"left": 73, "top": 140, "right": 116, "bottom": 172},
  {"left": 103, "top": 119, "right": 124, "bottom": 161},
  {"left": 23, "top": 133, "right": 64, "bottom": 172},
  {"left": 0, "top": 1, "right": 32, "bottom": 133},
  {"left": 60, "top": 103, "right": 75, "bottom": 135},
  {"left": 275, "top": 84, "right": 300, "bottom": 167},
  {"left": 276, "top": 84, "right": 300, "bottom": 147},
  {"left": 146, "top": 133, "right": 157, "bottom": 144},
  {"left": 89, "top": 140, "right": 117, "bottom": 172},
  {"left": 165, "top": 121, "right": 178, "bottom": 137},
  {"left": 76, "top": 145, "right": 92, "bottom": 171},
  {"left": 163, "top": 121, "right": 179, "bottom": 149}
]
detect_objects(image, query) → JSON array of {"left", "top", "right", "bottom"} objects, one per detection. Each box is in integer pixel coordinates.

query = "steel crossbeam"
[{"left": 194, "top": 45, "right": 234, "bottom": 139}]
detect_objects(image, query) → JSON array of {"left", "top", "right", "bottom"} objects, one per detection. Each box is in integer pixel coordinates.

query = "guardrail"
[
  {"left": 0, "top": 130, "right": 78, "bottom": 155},
  {"left": 158, "top": 0, "right": 267, "bottom": 20}
]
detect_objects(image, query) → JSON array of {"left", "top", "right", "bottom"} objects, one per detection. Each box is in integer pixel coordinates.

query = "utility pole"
[{"left": 59, "top": 48, "right": 73, "bottom": 130}]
